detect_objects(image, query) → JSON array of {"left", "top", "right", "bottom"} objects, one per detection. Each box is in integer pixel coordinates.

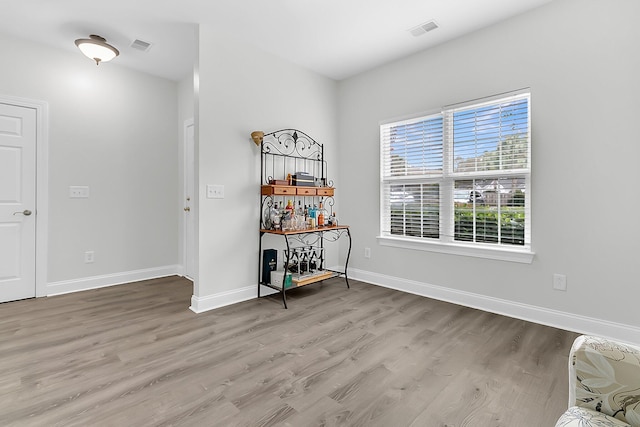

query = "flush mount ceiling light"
[{"left": 74, "top": 34, "right": 119, "bottom": 65}]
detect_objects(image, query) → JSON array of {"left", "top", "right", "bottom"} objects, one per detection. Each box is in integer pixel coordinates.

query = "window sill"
[{"left": 377, "top": 235, "right": 535, "bottom": 264}]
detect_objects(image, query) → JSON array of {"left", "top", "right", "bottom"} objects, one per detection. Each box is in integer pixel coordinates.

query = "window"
[{"left": 380, "top": 90, "right": 531, "bottom": 261}]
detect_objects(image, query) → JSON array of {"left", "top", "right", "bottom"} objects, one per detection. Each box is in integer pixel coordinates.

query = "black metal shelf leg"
[
  {"left": 258, "top": 231, "right": 264, "bottom": 298},
  {"left": 282, "top": 235, "right": 291, "bottom": 309},
  {"left": 344, "top": 228, "right": 352, "bottom": 289}
]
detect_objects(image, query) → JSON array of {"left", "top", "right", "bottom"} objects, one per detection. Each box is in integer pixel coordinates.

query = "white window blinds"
[
  {"left": 447, "top": 92, "right": 530, "bottom": 175},
  {"left": 381, "top": 114, "right": 443, "bottom": 179},
  {"left": 381, "top": 114, "right": 443, "bottom": 239}
]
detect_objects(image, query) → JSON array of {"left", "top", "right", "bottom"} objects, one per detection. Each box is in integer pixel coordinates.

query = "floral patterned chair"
[{"left": 555, "top": 335, "right": 640, "bottom": 427}]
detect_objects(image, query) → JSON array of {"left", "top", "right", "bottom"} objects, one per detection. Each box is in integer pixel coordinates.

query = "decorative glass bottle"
[{"left": 317, "top": 201, "right": 328, "bottom": 227}]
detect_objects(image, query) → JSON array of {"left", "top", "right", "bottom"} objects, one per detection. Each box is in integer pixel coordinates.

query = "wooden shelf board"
[
  {"left": 292, "top": 271, "right": 334, "bottom": 287},
  {"left": 260, "top": 225, "right": 349, "bottom": 235}
]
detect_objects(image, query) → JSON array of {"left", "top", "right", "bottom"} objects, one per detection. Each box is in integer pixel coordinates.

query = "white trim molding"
[
  {"left": 180, "top": 117, "right": 195, "bottom": 281},
  {"left": 378, "top": 235, "right": 535, "bottom": 264},
  {"left": 349, "top": 268, "right": 640, "bottom": 346},
  {"left": 190, "top": 285, "right": 279, "bottom": 313},
  {"left": 191, "top": 286, "right": 254, "bottom": 313},
  {"left": 47, "top": 265, "right": 180, "bottom": 296}
]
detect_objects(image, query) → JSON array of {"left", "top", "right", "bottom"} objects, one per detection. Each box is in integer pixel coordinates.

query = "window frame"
[{"left": 378, "top": 90, "right": 534, "bottom": 264}]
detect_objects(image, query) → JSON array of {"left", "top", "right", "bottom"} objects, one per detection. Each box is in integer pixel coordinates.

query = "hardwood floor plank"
[{"left": 0, "top": 277, "right": 578, "bottom": 426}]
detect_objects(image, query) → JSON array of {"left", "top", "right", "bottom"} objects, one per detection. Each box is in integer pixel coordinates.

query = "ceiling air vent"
[
  {"left": 408, "top": 20, "right": 439, "bottom": 37},
  {"left": 130, "top": 39, "right": 153, "bottom": 52}
]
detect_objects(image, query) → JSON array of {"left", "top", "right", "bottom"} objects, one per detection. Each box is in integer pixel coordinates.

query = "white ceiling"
[{"left": 1, "top": 0, "right": 553, "bottom": 82}]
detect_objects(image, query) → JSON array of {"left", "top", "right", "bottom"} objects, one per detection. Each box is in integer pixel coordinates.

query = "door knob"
[
  {"left": 13, "top": 210, "right": 32, "bottom": 216},
  {"left": 183, "top": 207, "right": 191, "bottom": 212}
]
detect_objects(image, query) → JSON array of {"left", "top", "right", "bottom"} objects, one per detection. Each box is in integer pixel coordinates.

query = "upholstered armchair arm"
[{"left": 567, "top": 335, "right": 640, "bottom": 426}]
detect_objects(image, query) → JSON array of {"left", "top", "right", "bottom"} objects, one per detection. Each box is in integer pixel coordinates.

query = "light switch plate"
[{"left": 207, "top": 184, "right": 224, "bottom": 199}]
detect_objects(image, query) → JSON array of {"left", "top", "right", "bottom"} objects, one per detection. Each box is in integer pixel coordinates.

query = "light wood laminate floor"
[{"left": 0, "top": 276, "right": 577, "bottom": 426}]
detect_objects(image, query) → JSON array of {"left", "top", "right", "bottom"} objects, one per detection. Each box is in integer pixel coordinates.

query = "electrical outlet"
[
  {"left": 69, "top": 186, "right": 90, "bottom": 198},
  {"left": 364, "top": 247, "right": 371, "bottom": 259},
  {"left": 207, "top": 184, "right": 224, "bottom": 199},
  {"left": 553, "top": 273, "right": 567, "bottom": 291},
  {"left": 84, "top": 251, "right": 94, "bottom": 263}
]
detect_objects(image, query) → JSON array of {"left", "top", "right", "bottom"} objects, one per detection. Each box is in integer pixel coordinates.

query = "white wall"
[
  {"left": 0, "top": 33, "right": 180, "bottom": 294},
  {"left": 337, "top": 0, "right": 640, "bottom": 342},
  {"left": 178, "top": 76, "right": 195, "bottom": 125},
  {"left": 192, "top": 26, "right": 339, "bottom": 311}
]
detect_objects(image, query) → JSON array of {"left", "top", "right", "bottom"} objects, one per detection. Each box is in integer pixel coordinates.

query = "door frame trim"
[
  {"left": 0, "top": 95, "right": 49, "bottom": 298},
  {"left": 181, "top": 117, "right": 195, "bottom": 280}
]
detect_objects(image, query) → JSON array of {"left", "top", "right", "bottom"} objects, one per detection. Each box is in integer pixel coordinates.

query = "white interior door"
[
  {"left": 184, "top": 119, "right": 195, "bottom": 279},
  {"left": 0, "top": 102, "right": 36, "bottom": 302}
]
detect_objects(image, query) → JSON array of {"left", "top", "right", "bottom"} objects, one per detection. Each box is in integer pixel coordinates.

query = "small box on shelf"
[
  {"left": 270, "top": 270, "right": 293, "bottom": 289},
  {"left": 292, "top": 173, "right": 315, "bottom": 187}
]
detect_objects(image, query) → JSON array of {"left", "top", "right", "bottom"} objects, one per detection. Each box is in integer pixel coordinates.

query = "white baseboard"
[
  {"left": 47, "top": 265, "right": 180, "bottom": 296},
  {"left": 190, "top": 285, "right": 263, "bottom": 313},
  {"left": 176, "top": 264, "right": 185, "bottom": 277},
  {"left": 349, "top": 268, "right": 640, "bottom": 346},
  {"left": 190, "top": 284, "right": 284, "bottom": 313}
]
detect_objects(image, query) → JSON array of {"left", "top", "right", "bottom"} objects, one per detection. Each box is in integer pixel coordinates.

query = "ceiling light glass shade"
[{"left": 74, "top": 35, "right": 119, "bottom": 65}]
